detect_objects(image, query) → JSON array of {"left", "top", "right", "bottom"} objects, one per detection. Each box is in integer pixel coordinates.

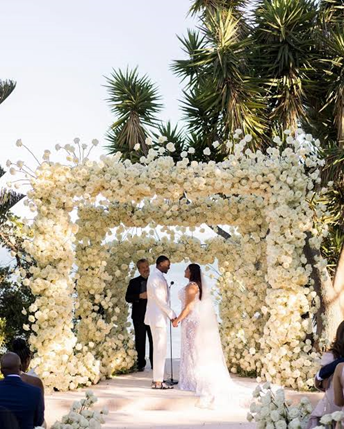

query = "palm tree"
[
  {"left": 173, "top": 8, "right": 266, "bottom": 152},
  {"left": 0, "top": 79, "right": 24, "bottom": 220},
  {"left": 253, "top": 0, "right": 317, "bottom": 133},
  {"left": 105, "top": 68, "right": 162, "bottom": 160}
]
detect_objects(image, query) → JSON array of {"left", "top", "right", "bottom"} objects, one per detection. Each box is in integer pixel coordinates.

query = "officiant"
[{"left": 125, "top": 258, "right": 153, "bottom": 372}]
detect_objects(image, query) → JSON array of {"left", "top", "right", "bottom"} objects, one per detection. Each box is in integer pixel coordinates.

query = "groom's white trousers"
[{"left": 150, "top": 325, "right": 167, "bottom": 382}]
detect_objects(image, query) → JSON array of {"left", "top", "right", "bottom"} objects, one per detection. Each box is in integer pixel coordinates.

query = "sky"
[
  {"left": 1, "top": 0, "right": 197, "bottom": 199},
  {"left": 0, "top": 1, "right": 219, "bottom": 263}
]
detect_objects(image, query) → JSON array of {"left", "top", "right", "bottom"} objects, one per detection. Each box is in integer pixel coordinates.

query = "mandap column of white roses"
[{"left": 22, "top": 133, "right": 326, "bottom": 391}]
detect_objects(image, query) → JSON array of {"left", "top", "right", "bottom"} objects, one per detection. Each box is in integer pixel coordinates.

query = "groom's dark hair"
[{"left": 156, "top": 255, "right": 169, "bottom": 266}]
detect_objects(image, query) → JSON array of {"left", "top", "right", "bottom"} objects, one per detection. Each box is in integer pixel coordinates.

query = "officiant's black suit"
[{"left": 125, "top": 275, "right": 153, "bottom": 370}]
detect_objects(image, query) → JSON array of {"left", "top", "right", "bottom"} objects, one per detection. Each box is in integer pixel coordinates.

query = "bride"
[{"left": 173, "top": 263, "right": 246, "bottom": 408}]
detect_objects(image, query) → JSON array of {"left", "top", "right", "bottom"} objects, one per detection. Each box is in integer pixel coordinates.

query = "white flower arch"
[{"left": 19, "top": 132, "right": 326, "bottom": 391}]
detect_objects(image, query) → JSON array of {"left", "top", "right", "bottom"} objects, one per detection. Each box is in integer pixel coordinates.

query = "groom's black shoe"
[{"left": 138, "top": 367, "right": 145, "bottom": 372}]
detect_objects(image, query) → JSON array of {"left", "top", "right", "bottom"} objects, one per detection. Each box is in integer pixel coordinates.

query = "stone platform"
[{"left": 45, "top": 360, "right": 323, "bottom": 429}]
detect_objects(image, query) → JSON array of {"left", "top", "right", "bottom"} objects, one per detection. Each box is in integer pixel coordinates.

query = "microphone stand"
[{"left": 166, "top": 281, "right": 178, "bottom": 386}]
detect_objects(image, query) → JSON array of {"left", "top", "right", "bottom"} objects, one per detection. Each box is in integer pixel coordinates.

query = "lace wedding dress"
[{"left": 178, "top": 281, "right": 249, "bottom": 408}]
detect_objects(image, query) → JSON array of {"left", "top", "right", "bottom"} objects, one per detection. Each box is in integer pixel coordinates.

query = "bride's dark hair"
[
  {"left": 188, "top": 263, "right": 203, "bottom": 300},
  {"left": 329, "top": 321, "right": 344, "bottom": 359}
]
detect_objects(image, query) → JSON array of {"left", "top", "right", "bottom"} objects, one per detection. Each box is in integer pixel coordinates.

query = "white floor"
[{"left": 45, "top": 360, "right": 322, "bottom": 429}]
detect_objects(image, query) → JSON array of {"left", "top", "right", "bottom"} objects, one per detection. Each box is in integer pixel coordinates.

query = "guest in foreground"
[
  {"left": 0, "top": 352, "right": 44, "bottom": 429},
  {"left": 10, "top": 338, "right": 45, "bottom": 394},
  {"left": 307, "top": 321, "right": 344, "bottom": 428},
  {"left": 334, "top": 361, "right": 344, "bottom": 408},
  {"left": 145, "top": 255, "right": 176, "bottom": 389},
  {"left": 125, "top": 258, "right": 153, "bottom": 371}
]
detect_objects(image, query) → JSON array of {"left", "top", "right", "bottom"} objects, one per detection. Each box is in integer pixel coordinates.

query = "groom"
[{"left": 145, "top": 255, "right": 176, "bottom": 389}]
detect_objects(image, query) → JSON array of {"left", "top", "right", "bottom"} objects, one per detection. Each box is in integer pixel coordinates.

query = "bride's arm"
[{"left": 173, "top": 283, "right": 198, "bottom": 326}]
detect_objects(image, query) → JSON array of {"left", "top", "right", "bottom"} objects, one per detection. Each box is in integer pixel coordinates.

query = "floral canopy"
[{"left": 18, "top": 132, "right": 326, "bottom": 391}]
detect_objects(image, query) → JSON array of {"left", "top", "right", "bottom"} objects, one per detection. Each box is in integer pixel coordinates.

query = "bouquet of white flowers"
[
  {"left": 247, "top": 382, "right": 313, "bottom": 429},
  {"left": 46, "top": 390, "right": 109, "bottom": 429},
  {"left": 311, "top": 410, "right": 344, "bottom": 428}
]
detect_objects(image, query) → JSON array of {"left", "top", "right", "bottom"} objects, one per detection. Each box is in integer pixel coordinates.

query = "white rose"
[
  {"left": 188, "top": 147, "right": 195, "bottom": 154},
  {"left": 331, "top": 411, "right": 344, "bottom": 422},
  {"left": 157, "top": 136, "right": 166, "bottom": 144},
  {"left": 289, "top": 407, "right": 300, "bottom": 419},
  {"left": 271, "top": 410, "right": 281, "bottom": 421},
  {"left": 289, "top": 418, "right": 301, "bottom": 429},
  {"left": 275, "top": 421, "right": 287, "bottom": 429},
  {"left": 134, "top": 144, "right": 140, "bottom": 151},
  {"left": 166, "top": 142, "right": 175, "bottom": 152},
  {"left": 203, "top": 147, "right": 211, "bottom": 156},
  {"left": 320, "top": 414, "right": 333, "bottom": 425}
]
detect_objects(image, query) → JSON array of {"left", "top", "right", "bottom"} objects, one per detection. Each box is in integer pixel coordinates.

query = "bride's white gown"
[{"left": 178, "top": 282, "right": 248, "bottom": 408}]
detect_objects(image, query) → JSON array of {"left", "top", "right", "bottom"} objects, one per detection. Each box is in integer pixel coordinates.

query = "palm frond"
[
  {"left": 172, "top": 30, "right": 208, "bottom": 84},
  {"left": 317, "top": 26, "right": 344, "bottom": 145},
  {"left": 321, "top": 142, "right": 344, "bottom": 184},
  {"left": 253, "top": 0, "right": 317, "bottom": 130},
  {"left": 0, "top": 80, "right": 16, "bottom": 105},
  {"left": 104, "top": 67, "right": 162, "bottom": 158},
  {"left": 152, "top": 121, "right": 187, "bottom": 162},
  {"left": 0, "top": 189, "right": 25, "bottom": 222}
]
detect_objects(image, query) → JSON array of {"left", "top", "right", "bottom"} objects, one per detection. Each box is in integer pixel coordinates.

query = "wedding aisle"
[{"left": 44, "top": 360, "right": 323, "bottom": 429}]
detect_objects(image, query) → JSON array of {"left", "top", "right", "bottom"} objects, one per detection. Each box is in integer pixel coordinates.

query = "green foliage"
[
  {"left": 0, "top": 79, "right": 16, "bottom": 105},
  {"left": 0, "top": 267, "right": 34, "bottom": 347},
  {"left": 105, "top": 68, "right": 162, "bottom": 159},
  {"left": 174, "top": 8, "right": 267, "bottom": 149},
  {"left": 253, "top": 0, "right": 317, "bottom": 131},
  {"left": 0, "top": 216, "right": 35, "bottom": 347},
  {"left": 0, "top": 318, "right": 6, "bottom": 349},
  {"left": 152, "top": 121, "right": 187, "bottom": 162},
  {"left": 0, "top": 189, "right": 25, "bottom": 224}
]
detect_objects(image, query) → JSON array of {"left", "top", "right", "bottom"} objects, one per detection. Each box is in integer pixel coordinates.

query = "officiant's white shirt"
[{"left": 144, "top": 268, "right": 176, "bottom": 328}]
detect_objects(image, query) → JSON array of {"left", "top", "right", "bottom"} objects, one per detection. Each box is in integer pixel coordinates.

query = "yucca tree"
[
  {"left": 190, "top": 0, "right": 253, "bottom": 37},
  {"left": 105, "top": 68, "right": 162, "bottom": 160},
  {"left": 253, "top": 0, "right": 317, "bottom": 134},
  {"left": 173, "top": 8, "right": 267, "bottom": 153}
]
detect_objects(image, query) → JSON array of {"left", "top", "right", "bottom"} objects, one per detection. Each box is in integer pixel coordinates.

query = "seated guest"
[
  {"left": 0, "top": 352, "right": 44, "bottom": 429},
  {"left": 0, "top": 406, "right": 20, "bottom": 429},
  {"left": 306, "top": 321, "right": 344, "bottom": 428},
  {"left": 10, "top": 338, "right": 44, "bottom": 394}
]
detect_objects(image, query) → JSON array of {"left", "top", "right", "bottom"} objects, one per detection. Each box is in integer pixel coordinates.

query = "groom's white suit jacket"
[{"left": 144, "top": 268, "right": 176, "bottom": 328}]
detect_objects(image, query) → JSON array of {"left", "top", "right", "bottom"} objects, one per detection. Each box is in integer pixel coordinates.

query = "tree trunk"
[
  {"left": 304, "top": 232, "right": 343, "bottom": 346},
  {"left": 333, "top": 243, "right": 344, "bottom": 309}
]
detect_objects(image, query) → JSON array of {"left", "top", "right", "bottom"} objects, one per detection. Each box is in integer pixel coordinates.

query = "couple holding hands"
[{"left": 128, "top": 255, "right": 241, "bottom": 408}]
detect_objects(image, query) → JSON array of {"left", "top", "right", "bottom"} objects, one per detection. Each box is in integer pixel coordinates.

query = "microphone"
[{"left": 167, "top": 280, "right": 178, "bottom": 386}]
